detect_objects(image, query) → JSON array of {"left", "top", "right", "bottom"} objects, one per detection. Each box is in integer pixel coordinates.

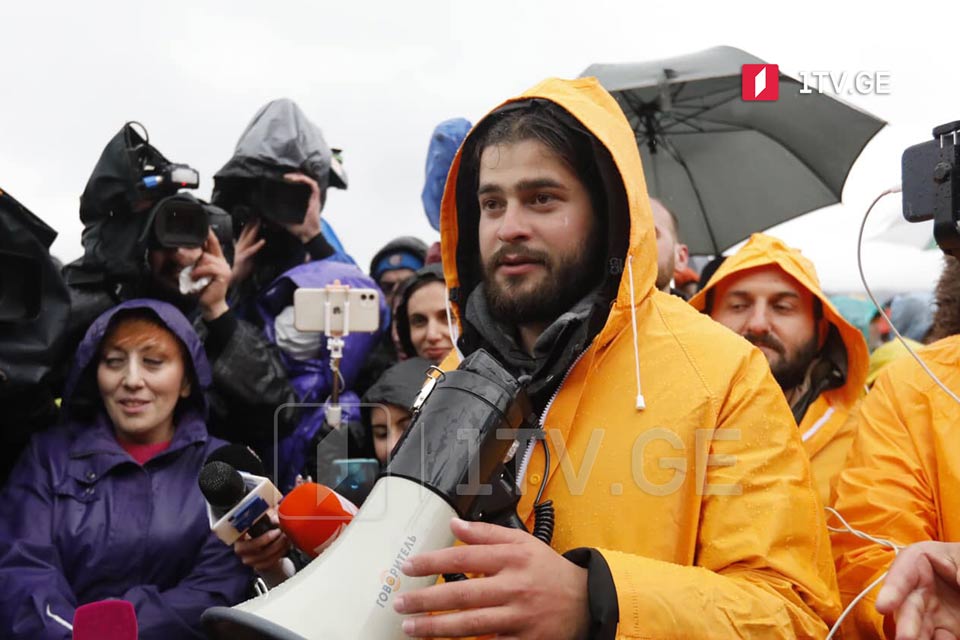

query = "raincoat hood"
[
  {"left": 62, "top": 298, "right": 212, "bottom": 417},
  {"left": 439, "top": 77, "right": 658, "bottom": 351},
  {"left": 256, "top": 260, "right": 388, "bottom": 400},
  {"left": 689, "top": 233, "right": 869, "bottom": 408},
  {"left": 213, "top": 98, "right": 347, "bottom": 193},
  {"left": 422, "top": 118, "right": 472, "bottom": 232},
  {"left": 361, "top": 357, "right": 432, "bottom": 410}
]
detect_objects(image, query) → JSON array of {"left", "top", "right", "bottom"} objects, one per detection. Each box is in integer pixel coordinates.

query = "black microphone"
[
  {"left": 199, "top": 460, "right": 275, "bottom": 538},
  {"left": 205, "top": 443, "right": 267, "bottom": 477}
]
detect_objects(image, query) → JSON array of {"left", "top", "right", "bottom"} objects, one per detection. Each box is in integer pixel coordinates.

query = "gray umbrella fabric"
[{"left": 583, "top": 46, "right": 886, "bottom": 255}]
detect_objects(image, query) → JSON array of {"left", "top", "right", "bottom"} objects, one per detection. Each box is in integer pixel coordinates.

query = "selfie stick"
[{"left": 323, "top": 286, "right": 351, "bottom": 429}]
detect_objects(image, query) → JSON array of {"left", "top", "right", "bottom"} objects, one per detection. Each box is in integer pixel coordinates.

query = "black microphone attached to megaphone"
[{"left": 202, "top": 349, "right": 544, "bottom": 640}]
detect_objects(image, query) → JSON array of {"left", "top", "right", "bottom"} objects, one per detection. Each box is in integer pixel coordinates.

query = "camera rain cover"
[
  {"left": 212, "top": 98, "right": 348, "bottom": 219},
  {"left": 75, "top": 123, "right": 174, "bottom": 280},
  {"left": 0, "top": 187, "right": 70, "bottom": 395}
]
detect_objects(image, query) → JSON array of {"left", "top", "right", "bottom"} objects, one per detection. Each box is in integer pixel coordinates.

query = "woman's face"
[
  {"left": 97, "top": 318, "right": 190, "bottom": 445},
  {"left": 407, "top": 281, "right": 453, "bottom": 364},
  {"left": 370, "top": 404, "right": 413, "bottom": 465}
]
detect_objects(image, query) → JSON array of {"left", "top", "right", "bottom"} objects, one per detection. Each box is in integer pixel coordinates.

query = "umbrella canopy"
[{"left": 583, "top": 46, "right": 886, "bottom": 255}]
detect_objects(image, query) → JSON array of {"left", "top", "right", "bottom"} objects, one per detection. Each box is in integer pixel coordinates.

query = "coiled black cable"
[
  {"left": 531, "top": 437, "right": 554, "bottom": 545},
  {"left": 443, "top": 435, "right": 554, "bottom": 583}
]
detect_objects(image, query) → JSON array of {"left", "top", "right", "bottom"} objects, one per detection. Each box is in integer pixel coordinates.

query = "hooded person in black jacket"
[
  {"left": 212, "top": 98, "right": 352, "bottom": 324},
  {"left": 60, "top": 122, "right": 298, "bottom": 453},
  {"left": 360, "top": 356, "right": 432, "bottom": 465},
  {"left": 0, "top": 188, "right": 71, "bottom": 485}
]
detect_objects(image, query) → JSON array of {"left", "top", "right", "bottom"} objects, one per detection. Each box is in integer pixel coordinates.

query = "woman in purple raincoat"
[{"left": 0, "top": 299, "right": 251, "bottom": 639}]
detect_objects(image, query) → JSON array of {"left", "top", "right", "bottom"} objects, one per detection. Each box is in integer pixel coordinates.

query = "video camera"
[
  {"left": 120, "top": 126, "right": 231, "bottom": 252},
  {"left": 902, "top": 120, "right": 960, "bottom": 256},
  {"left": 213, "top": 176, "right": 312, "bottom": 227}
]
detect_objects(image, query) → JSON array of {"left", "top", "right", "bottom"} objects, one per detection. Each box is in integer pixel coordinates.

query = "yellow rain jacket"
[
  {"left": 689, "top": 234, "right": 870, "bottom": 505},
  {"left": 437, "top": 78, "right": 840, "bottom": 638},
  {"left": 832, "top": 336, "right": 960, "bottom": 638}
]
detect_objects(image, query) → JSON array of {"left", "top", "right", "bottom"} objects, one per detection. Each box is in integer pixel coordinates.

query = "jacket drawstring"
[
  {"left": 45, "top": 604, "right": 73, "bottom": 631},
  {"left": 445, "top": 296, "right": 464, "bottom": 361},
  {"left": 626, "top": 255, "right": 646, "bottom": 411}
]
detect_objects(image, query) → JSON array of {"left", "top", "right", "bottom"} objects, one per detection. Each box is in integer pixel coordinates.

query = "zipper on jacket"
[{"left": 516, "top": 347, "right": 590, "bottom": 486}]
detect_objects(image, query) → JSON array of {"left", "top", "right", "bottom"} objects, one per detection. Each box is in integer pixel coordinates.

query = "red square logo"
[{"left": 741, "top": 64, "right": 779, "bottom": 101}]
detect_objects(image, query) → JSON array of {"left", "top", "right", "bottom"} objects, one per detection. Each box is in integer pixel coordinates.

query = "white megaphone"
[{"left": 202, "top": 350, "right": 537, "bottom": 640}]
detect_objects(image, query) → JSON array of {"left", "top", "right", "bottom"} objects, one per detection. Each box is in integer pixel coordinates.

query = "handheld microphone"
[
  {"left": 72, "top": 600, "right": 138, "bottom": 640},
  {"left": 205, "top": 443, "right": 267, "bottom": 477},
  {"left": 199, "top": 461, "right": 280, "bottom": 544},
  {"left": 278, "top": 482, "right": 358, "bottom": 558}
]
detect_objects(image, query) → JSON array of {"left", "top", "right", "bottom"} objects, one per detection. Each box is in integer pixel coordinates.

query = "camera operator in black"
[
  {"left": 60, "top": 123, "right": 298, "bottom": 451},
  {"left": 212, "top": 98, "right": 351, "bottom": 324},
  {"left": 0, "top": 188, "right": 71, "bottom": 485}
]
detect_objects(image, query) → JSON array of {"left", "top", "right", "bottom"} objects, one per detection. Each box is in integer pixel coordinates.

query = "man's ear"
[{"left": 674, "top": 243, "right": 689, "bottom": 273}]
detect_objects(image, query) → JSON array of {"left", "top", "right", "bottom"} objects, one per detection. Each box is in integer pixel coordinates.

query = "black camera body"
[
  {"left": 213, "top": 177, "right": 311, "bottom": 229},
  {"left": 147, "top": 194, "right": 233, "bottom": 258},
  {"left": 902, "top": 121, "right": 960, "bottom": 256}
]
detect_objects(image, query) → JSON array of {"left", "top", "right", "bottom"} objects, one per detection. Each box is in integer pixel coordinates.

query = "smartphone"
[
  {"left": 902, "top": 120, "right": 960, "bottom": 223},
  {"left": 294, "top": 286, "right": 380, "bottom": 334}
]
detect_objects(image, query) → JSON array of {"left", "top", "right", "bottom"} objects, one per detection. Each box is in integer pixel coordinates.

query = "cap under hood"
[
  {"left": 362, "top": 356, "right": 433, "bottom": 411},
  {"left": 689, "top": 233, "right": 869, "bottom": 408}
]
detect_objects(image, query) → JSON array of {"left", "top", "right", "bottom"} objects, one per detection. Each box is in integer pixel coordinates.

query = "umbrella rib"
[{"left": 656, "top": 135, "right": 722, "bottom": 255}]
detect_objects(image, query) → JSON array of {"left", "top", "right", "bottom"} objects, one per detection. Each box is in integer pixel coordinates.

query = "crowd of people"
[{"left": 0, "top": 74, "right": 956, "bottom": 639}]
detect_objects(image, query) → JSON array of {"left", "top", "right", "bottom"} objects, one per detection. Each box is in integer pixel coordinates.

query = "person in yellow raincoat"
[
  {"left": 831, "top": 255, "right": 960, "bottom": 639},
  {"left": 391, "top": 77, "right": 840, "bottom": 638},
  {"left": 689, "top": 234, "right": 870, "bottom": 505}
]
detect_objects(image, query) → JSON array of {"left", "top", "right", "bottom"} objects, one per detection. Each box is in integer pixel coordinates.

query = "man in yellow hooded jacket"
[
  {"left": 391, "top": 78, "right": 840, "bottom": 638},
  {"left": 689, "top": 234, "right": 870, "bottom": 504},
  {"left": 831, "top": 254, "right": 960, "bottom": 638}
]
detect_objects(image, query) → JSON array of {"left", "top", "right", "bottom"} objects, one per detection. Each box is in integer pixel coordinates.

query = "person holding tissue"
[
  {"left": 0, "top": 299, "right": 252, "bottom": 639},
  {"left": 60, "top": 123, "right": 299, "bottom": 452}
]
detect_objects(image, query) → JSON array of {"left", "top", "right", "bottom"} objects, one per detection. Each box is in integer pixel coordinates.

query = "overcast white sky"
[{"left": 2, "top": 0, "right": 956, "bottom": 293}]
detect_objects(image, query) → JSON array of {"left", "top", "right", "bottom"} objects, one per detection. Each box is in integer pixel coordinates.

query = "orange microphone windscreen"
[{"left": 278, "top": 482, "right": 358, "bottom": 558}]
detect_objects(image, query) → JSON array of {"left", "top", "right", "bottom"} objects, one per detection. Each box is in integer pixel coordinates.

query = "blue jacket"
[{"left": 0, "top": 300, "right": 252, "bottom": 639}]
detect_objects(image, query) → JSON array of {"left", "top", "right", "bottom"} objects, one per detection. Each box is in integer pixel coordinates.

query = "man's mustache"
[
  {"left": 744, "top": 331, "right": 786, "bottom": 356},
  {"left": 486, "top": 245, "right": 550, "bottom": 269}
]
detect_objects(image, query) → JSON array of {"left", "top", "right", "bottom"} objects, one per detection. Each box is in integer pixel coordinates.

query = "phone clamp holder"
[{"left": 323, "top": 284, "right": 352, "bottom": 429}]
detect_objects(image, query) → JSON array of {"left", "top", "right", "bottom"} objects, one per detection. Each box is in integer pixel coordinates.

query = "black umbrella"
[{"left": 583, "top": 46, "right": 886, "bottom": 254}]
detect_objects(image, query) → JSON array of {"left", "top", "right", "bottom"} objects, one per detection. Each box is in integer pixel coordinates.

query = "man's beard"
[
  {"left": 745, "top": 331, "right": 820, "bottom": 391},
  {"left": 483, "top": 238, "right": 604, "bottom": 326}
]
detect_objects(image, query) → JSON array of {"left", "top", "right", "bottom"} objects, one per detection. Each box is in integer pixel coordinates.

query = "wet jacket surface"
[
  {"left": 0, "top": 300, "right": 252, "bottom": 639},
  {"left": 832, "top": 335, "right": 960, "bottom": 638},
  {"left": 436, "top": 78, "right": 841, "bottom": 638},
  {"left": 689, "top": 233, "right": 870, "bottom": 505}
]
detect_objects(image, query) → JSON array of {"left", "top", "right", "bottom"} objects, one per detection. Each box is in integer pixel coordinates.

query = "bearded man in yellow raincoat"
[
  {"left": 689, "top": 234, "right": 870, "bottom": 505},
  {"left": 390, "top": 77, "right": 841, "bottom": 639}
]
